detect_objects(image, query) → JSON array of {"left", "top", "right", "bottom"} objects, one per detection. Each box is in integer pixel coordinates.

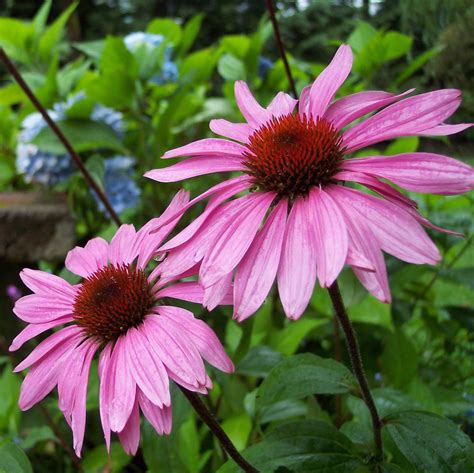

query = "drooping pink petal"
[
  {"left": 106, "top": 337, "right": 137, "bottom": 433},
  {"left": 331, "top": 185, "right": 440, "bottom": 264},
  {"left": 233, "top": 198, "right": 288, "bottom": 322},
  {"left": 404, "top": 205, "right": 464, "bottom": 237},
  {"left": 160, "top": 306, "right": 234, "bottom": 373},
  {"left": 421, "top": 123, "right": 472, "bottom": 136},
  {"left": 200, "top": 192, "right": 274, "bottom": 288},
  {"left": 65, "top": 237, "right": 109, "bottom": 279},
  {"left": 138, "top": 390, "right": 172, "bottom": 435},
  {"left": 308, "top": 189, "right": 348, "bottom": 287},
  {"left": 162, "top": 138, "right": 247, "bottom": 159},
  {"left": 13, "top": 294, "right": 74, "bottom": 323},
  {"left": 209, "top": 119, "right": 253, "bottom": 143},
  {"left": 346, "top": 247, "right": 375, "bottom": 272},
  {"left": 20, "top": 269, "right": 78, "bottom": 300},
  {"left": 266, "top": 91, "right": 298, "bottom": 117},
  {"left": 342, "top": 153, "right": 474, "bottom": 195},
  {"left": 308, "top": 44, "right": 353, "bottom": 119},
  {"left": 342, "top": 89, "right": 462, "bottom": 152},
  {"left": 98, "top": 343, "right": 113, "bottom": 451},
  {"left": 277, "top": 196, "right": 317, "bottom": 320},
  {"left": 9, "top": 317, "right": 72, "bottom": 351},
  {"left": 203, "top": 271, "right": 233, "bottom": 310},
  {"left": 144, "top": 155, "right": 244, "bottom": 183},
  {"left": 124, "top": 327, "right": 170, "bottom": 408},
  {"left": 14, "top": 325, "right": 83, "bottom": 372},
  {"left": 324, "top": 89, "right": 413, "bottom": 130},
  {"left": 108, "top": 224, "right": 138, "bottom": 267},
  {"left": 118, "top": 396, "right": 140, "bottom": 456},
  {"left": 234, "top": 80, "right": 271, "bottom": 126}
]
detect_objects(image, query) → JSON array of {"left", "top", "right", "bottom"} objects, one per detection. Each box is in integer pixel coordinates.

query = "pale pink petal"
[
  {"left": 124, "top": 327, "right": 170, "bottom": 408},
  {"left": 324, "top": 89, "right": 413, "bottom": 130},
  {"left": 233, "top": 199, "right": 288, "bottom": 321},
  {"left": 162, "top": 138, "right": 246, "bottom": 159},
  {"left": 308, "top": 44, "right": 353, "bottom": 119},
  {"left": 331, "top": 185, "right": 440, "bottom": 264},
  {"left": 156, "top": 280, "right": 233, "bottom": 306},
  {"left": 234, "top": 80, "right": 270, "bottom": 126},
  {"left": 342, "top": 89, "right": 462, "bottom": 152},
  {"left": 200, "top": 192, "right": 274, "bottom": 288},
  {"left": 209, "top": 119, "right": 253, "bottom": 143},
  {"left": 20, "top": 268, "right": 78, "bottom": 300},
  {"left": 118, "top": 396, "right": 140, "bottom": 456},
  {"left": 342, "top": 153, "right": 474, "bottom": 195},
  {"left": 108, "top": 224, "right": 138, "bottom": 266},
  {"left": 266, "top": 91, "right": 298, "bottom": 117},
  {"left": 98, "top": 343, "right": 113, "bottom": 451},
  {"left": 346, "top": 247, "right": 376, "bottom": 272},
  {"left": 107, "top": 337, "right": 137, "bottom": 433},
  {"left": 160, "top": 306, "right": 234, "bottom": 373},
  {"left": 144, "top": 155, "right": 244, "bottom": 183},
  {"left": 9, "top": 317, "right": 72, "bottom": 352},
  {"left": 13, "top": 294, "right": 74, "bottom": 323},
  {"left": 277, "top": 196, "right": 317, "bottom": 320},
  {"left": 138, "top": 390, "right": 172, "bottom": 435},
  {"left": 308, "top": 189, "right": 348, "bottom": 287},
  {"left": 421, "top": 123, "right": 472, "bottom": 136},
  {"left": 298, "top": 85, "right": 311, "bottom": 117},
  {"left": 14, "top": 325, "right": 83, "bottom": 372},
  {"left": 65, "top": 237, "right": 109, "bottom": 278},
  {"left": 203, "top": 271, "right": 233, "bottom": 310}
]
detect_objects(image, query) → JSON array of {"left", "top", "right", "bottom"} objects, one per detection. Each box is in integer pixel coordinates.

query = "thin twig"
[
  {"left": 264, "top": 0, "right": 298, "bottom": 98},
  {"left": 0, "top": 47, "right": 121, "bottom": 227},
  {"left": 179, "top": 387, "right": 259, "bottom": 473},
  {"left": 328, "top": 282, "right": 383, "bottom": 461},
  {"left": 333, "top": 316, "right": 343, "bottom": 427}
]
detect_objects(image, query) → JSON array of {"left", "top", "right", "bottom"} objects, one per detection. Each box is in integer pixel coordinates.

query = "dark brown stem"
[
  {"left": 0, "top": 47, "right": 121, "bottom": 227},
  {"left": 179, "top": 387, "right": 259, "bottom": 473},
  {"left": 264, "top": 0, "right": 298, "bottom": 98},
  {"left": 327, "top": 282, "right": 383, "bottom": 460}
]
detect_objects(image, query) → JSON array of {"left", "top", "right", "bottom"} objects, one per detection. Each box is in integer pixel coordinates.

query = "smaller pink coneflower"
[{"left": 10, "top": 191, "right": 234, "bottom": 457}]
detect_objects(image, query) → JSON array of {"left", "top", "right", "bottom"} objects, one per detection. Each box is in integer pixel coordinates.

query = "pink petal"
[
  {"left": 330, "top": 185, "right": 440, "bottom": 264},
  {"left": 162, "top": 138, "right": 246, "bottom": 159},
  {"left": 308, "top": 189, "right": 348, "bottom": 287},
  {"left": 421, "top": 123, "right": 472, "bottom": 136},
  {"left": 13, "top": 294, "right": 74, "bottom": 323},
  {"left": 342, "top": 89, "right": 462, "bottom": 152},
  {"left": 234, "top": 80, "right": 270, "bottom": 126},
  {"left": 324, "top": 89, "right": 413, "bottom": 130},
  {"left": 118, "top": 396, "right": 140, "bottom": 456},
  {"left": 233, "top": 199, "right": 288, "bottom": 322},
  {"left": 155, "top": 281, "right": 205, "bottom": 304},
  {"left": 9, "top": 317, "right": 72, "bottom": 351},
  {"left": 346, "top": 247, "right": 376, "bottom": 272},
  {"left": 138, "top": 390, "right": 172, "bottom": 435},
  {"left": 106, "top": 337, "right": 137, "bottom": 432},
  {"left": 108, "top": 224, "right": 138, "bottom": 266},
  {"left": 266, "top": 92, "right": 298, "bottom": 117},
  {"left": 298, "top": 85, "right": 311, "bottom": 117},
  {"left": 160, "top": 306, "right": 234, "bottom": 373},
  {"left": 343, "top": 153, "right": 474, "bottom": 195},
  {"left": 98, "top": 343, "right": 113, "bottom": 451},
  {"left": 200, "top": 192, "right": 274, "bottom": 288},
  {"left": 308, "top": 44, "right": 353, "bottom": 119},
  {"left": 124, "top": 327, "right": 170, "bottom": 408},
  {"left": 144, "top": 155, "right": 244, "bottom": 183},
  {"left": 209, "top": 119, "right": 253, "bottom": 143},
  {"left": 20, "top": 268, "right": 78, "bottom": 300},
  {"left": 203, "top": 271, "right": 233, "bottom": 310},
  {"left": 65, "top": 237, "right": 109, "bottom": 278},
  {"left": 277, "top": 196, "right": 317, "bottom": 320}
]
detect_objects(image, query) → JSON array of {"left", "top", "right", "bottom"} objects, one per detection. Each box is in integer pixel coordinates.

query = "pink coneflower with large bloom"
[
  {"left": 10, "top": 191, "right": 234, "bottom": 457},
  {"left": 145, "top": 44, "right": 474, "bottom": 321}
]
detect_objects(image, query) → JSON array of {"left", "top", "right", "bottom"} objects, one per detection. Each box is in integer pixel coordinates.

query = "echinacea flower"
[
  {"left": 10, "top": 191, "right": 234, "bottom": 456},
  {"left": 145, "top": 44, "right": 474, "bottom": 322}
]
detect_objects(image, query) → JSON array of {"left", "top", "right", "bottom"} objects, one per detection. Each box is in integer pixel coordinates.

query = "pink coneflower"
[
  {"left": 145, "top": 44, "right": 474, "bottom": 321},
  {"left": 10, "top": 190, "right": 234, "bottom": 457}
]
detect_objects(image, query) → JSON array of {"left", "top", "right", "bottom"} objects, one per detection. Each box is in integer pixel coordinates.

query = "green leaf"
[
  {"left": 237, "top": 345, "right": 284, "bottom": 377},
  {"left": 31, "top": 119, "right": 124, "bottom": 154},
  {"left": 73, "top": 40, "right": 104, "bottom": 59},
  {"left": 218, "top": 53, "right": 246, "bottom": 81},
  {"left": 177, "top": 14, "right": 204, "bottom": 58},
  {"left": 381, "top": 329, "right": 418, "bottom": 388},
  {"left": 32, "top": 0, "right": 52, "bottom": 39},
  {"left": 147, "top": 18, "right": 182, "bottom": 45},
  {"left": 21, "top": 426, "right": 55, "bottom": 450},
  {"left": 0, "top": 18, "right": 34, "bottom": 64},
  {"left": 82, "top": 442, "right": 131, "bottom": 473},
  {"left": 221, "top": 35, "right": 250, "bottom": 59},
  {"left": 394, "top": 47, "right": 441, "bottom": 86},
  {"left": 271, "top": 319, "right": 324, "bottom": 356},
  {"left": 0, "top": 161, "right": 14, "bottom": 186},
  {"left": 38, "top": 2, "right": 78, "bottom": 61},
  {"left": 180, "top": 48, "right": 219, "bottom": 84},
  {"left": 347, "top": 21, "right": 377, "bottom": 53},
  {"left": 0, "top": 443, "right": 32, "bottom": 473},
  {"left": 384, "top": 137, "right": 419, "bottom": 155},
  {"left": 384, "top": 410, "right": 474, "bottom": 472},
  {"left": 218, "top": 420, "right": 365, "bottom": 473},
  {"left": 221, "top": 413, "right": 252, "bottom": 451},
  {"left": 99, "top": 36, "right": 137, "bottom": 77},
  {"left": 257, "top": 354, "right": 356, "bottom": 409},
  {"left": 381, "top": 32, "right": 412, "bottom": 61},
  {"left": 349, "top": 296, "right": 393, "bottom": 330}
]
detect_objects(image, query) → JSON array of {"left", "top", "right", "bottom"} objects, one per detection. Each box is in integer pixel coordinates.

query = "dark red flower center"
[
  {"left": 73, "top": 264, "right": 154, "bottom": 342},
  {"left": 243, "top": 113, "right": 345, "bottom": 198}
]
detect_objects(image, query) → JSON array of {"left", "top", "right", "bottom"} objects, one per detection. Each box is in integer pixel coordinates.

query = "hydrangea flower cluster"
[{"left": 124, "top": 32, "right": 179, "bottom": 84}]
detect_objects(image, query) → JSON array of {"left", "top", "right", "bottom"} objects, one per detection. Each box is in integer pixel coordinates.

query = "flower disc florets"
[
  {"left": 73, "top": 264, "right": 154, "bottom": 342},
  {"left": 243, "top": 113, "right": 345, "bottom": 198}
]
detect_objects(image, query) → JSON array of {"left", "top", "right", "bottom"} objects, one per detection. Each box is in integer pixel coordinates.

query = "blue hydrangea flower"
[
  {"left": 124, "top": 31, "right": 179, "bottom": 84},
  {"left": 258, "top": 56, "right": 273, "bottom": 80},
  {"left": 95, "top": 156, "right": 141, "bottom": 215}
]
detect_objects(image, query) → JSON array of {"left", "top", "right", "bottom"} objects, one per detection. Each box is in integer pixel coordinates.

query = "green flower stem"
[{"left": 328, "top": 282, "right": 384, "bottom": 460}]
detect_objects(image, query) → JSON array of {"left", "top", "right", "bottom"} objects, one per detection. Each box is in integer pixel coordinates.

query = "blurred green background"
[{"left": 0, "top": 1, "right": 473, "bottom": 471}]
